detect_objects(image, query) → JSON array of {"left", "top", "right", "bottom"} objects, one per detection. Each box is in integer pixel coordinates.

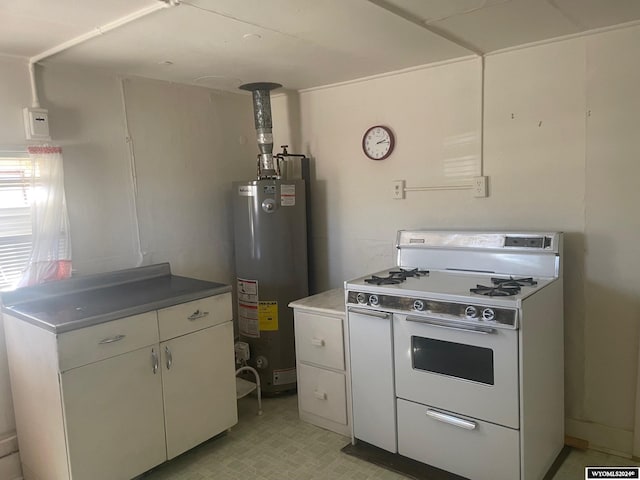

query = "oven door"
[{"left": 394, "top": 313, "right": 519, "bottom": 428}]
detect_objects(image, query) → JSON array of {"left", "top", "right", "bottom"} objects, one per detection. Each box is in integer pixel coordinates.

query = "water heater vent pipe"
[{"left": 239, "top": 82, "right": 282, "bottom": 179}]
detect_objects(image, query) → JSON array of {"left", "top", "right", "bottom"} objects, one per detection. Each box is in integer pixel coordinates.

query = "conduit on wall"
[
  {"left": 399, "top": 55, "right": 486, "bottom": 197},
  {"left": 367, "top": 0, "right": 487, "bottom": 196},
  {"left": 24, "top": 1, "right": 179, "bottom": 264},
  {"left": 27, "top": 0, "right": 179, "bottom": 108},
  {"left": 118, "top": 78, "right": 145, "bottom": 266}
]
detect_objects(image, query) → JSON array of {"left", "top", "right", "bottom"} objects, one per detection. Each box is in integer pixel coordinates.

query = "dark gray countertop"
[{"left": 1, "top": 263, "right": 231, "bottom": 334}]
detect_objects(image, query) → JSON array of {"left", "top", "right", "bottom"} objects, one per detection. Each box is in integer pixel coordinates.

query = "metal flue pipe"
[{"left": 239, "top": 82, "right": 282, "bottom": 178}]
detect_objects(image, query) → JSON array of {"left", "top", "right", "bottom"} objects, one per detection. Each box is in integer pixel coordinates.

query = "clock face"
[{"left": 362, "top": 125, "right": 394, "bottom": 160}]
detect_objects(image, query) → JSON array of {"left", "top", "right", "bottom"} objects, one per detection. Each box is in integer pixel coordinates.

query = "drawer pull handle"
[
  {"left": 188, "top": 310, "right": 210, "bottom": 321},
  {"left": 311, "top": 338, "right": 325, "bottom": 347},
  {"left": 348, "top": 307, "right": 390, "bottom": 319},
  {"left": 151, "top": 348, "right": 159, "bottom": 374},
  {"left": 98, "top": 334, "right": 126, "bottom": 345},
  {"left": 426, "top": 409, "right": 477, "bottom": 430},
  {"left": 406, "top": 316, "right": 496, "bottom": 335},
  {"left": 165, "top": 345, "right": 173, "bottom": 370},
  {"left": 313, "top": 390, "right": 327, "bottom": 400}
]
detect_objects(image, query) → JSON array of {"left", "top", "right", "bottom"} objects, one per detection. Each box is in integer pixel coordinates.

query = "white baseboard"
[
  {"left": 0, "top": 433, "right": 18, "bottom": 458},
  {"left": 566, "top": 417, "right": 634, "bottom": 457},
  {"left": 0, "top": 452, "right": 22, "bottom": 480},
  {"left": 0, "top": 433, "right": 22, "bottom": 480}
]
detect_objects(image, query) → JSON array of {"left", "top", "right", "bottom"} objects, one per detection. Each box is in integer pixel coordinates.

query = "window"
[
  {"left": 0, "top": 150, "right": 35, "bottom": 290},
  {"left": 1, "top": 146, "right": 72, "bottom": 290}
]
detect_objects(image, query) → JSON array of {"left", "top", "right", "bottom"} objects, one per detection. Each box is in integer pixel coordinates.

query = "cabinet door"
[
  {"left": 61, "top": 345, "right": 166, "bottom": 480},
  {"left": 162, "top": 321, "right": 238, "bottom": 459},
  {"left": 349, "top": 309, "right": 397, "bottom": 453}
]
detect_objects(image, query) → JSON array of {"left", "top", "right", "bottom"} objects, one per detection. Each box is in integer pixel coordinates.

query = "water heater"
[{"left": 233, "top": 83, "right": 309, "bottom": 394}]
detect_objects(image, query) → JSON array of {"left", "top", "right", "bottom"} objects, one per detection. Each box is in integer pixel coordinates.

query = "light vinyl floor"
[{"left": 143, "top": 394, "right": 639, "bottom": 479}]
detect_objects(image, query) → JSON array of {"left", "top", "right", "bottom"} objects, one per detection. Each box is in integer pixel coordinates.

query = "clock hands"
[{"left": 376, "top": 139, "right": 389, "bottom": 144}]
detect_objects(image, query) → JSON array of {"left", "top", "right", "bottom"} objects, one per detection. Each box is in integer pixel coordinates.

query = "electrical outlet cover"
[
  {"left": 392, "top": 180, "right": 405, "bottom": 199},
  {"left": 473, "top": 176, "right": 488, "bottom": 198}
]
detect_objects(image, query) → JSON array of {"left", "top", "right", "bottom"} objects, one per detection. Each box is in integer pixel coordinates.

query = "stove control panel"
[
  {"left": 463, "top": 305, "right": 498, "bottom": 322},
  {"left": 347, "top": 291, "right": 518, "bottom": 328},
  {"left": 357, "top": 292, "right": 381, "bottom": 307}
]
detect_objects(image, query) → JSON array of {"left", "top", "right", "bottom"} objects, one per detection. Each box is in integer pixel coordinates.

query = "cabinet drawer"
[
  {"left": 294, "top": 311, "right": 344, "bottom": 370},
  {"left": 158, "top": 293, "right": 232, "bottom": 341},
  {"left": 58, "top": 311, "right": 159, "bottom": 371},
  {"left": 298, "top": 363, "right": 347, "bottom": 425},
  {"left": 397, "top": 398, "right": 520, "bottom": 480}
]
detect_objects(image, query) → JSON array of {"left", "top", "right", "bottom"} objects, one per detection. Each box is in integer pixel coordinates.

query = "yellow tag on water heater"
[{"left": 258, "top": 301, "right": 278, "bottom": 331}]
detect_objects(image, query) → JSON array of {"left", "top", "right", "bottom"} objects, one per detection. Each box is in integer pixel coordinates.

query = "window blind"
[{"left": 0, "top": 151, "right": 34, "bottom": 290}]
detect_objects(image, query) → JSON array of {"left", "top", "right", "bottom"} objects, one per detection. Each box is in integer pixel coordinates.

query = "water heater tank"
[{"left": 233, "top": 178, "right": 308, "bottom": 393}]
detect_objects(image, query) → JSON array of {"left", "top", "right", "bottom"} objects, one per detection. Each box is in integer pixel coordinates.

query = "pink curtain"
[{"left": 18, "top": 146, "right": 72, "bottom": 286}]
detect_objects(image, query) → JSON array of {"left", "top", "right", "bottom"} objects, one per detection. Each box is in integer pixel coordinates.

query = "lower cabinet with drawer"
[
  {"left": 290, "top": 289, "right": 351, "bottom": 437},
  {"left": 3, "top": 293, "right": 236, "bottom": 480}
]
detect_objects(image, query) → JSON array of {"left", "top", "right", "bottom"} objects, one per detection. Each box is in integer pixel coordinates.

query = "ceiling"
[{"left": 2, "top": 0, "right": 640, "bottom": 92}]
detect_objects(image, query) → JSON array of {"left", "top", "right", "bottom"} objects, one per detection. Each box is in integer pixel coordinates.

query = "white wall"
[
  {"left": 0, "top": 56, "right": 31, "bottom": 145},
  {"left": 272, "top": 25, "right": 640, "bottom": 454},
  {"left": 581, "top": 26, "right": 640, "bottom": 450},
  {"left": 37, "top": 67, "right": 255, "bottom": 281},
  {"left": 37, "top": 66, "right": 141, "bottom": 274},
  {"left": 120, "top": 77, "right": 256, "bottom": 282}
]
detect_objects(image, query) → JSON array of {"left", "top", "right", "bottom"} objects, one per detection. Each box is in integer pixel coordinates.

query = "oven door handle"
[
  {"left": 406, "top": 315, "right": 496, "bottom": 335},
  {"left": 426, "top": 409, "right": 477, "bottom": 430},
  {"left": 348, "top": 307, "right": 390, "bottom": 319}
]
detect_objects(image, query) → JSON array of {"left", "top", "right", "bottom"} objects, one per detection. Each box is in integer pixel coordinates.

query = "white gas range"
[{"left": 345, "top": 230, "right": 564, "bottom": 480}]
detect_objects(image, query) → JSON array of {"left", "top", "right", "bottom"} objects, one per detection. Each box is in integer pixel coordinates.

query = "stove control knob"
[
  {"left": 482, "top": 308, "right": 496, "bottom": 321},
  {"left": 369, "top": 294, "right": 379, "bottom": 306},
  {"left": 356, "top": 293, "right": 367, "bottom": 304},
  {"left": 413, "top": 300, "right": 426, "bottom": 311},
  {"left": 464, "top": 306, "right": 478, "bottom": 318}
]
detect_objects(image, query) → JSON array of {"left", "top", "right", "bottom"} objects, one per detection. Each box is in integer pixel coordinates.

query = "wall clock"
[{"left": 362, "top": 125, "right": 395, "bottom": 160}]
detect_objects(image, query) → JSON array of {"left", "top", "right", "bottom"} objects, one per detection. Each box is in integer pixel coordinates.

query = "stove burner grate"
[
  {"left": 470, "top": 284, "right": 521, "bottom": 297},
  {"left": 364, "top": 275, "right": 404, "bottom": 285},
  {"left": 388, "top": 268, "right": 429, "bottom": 278},
  {"left": 364, "top": 268, "right": 429, "bottom": 285},
  {"left": 491, "top": 276, "right": 538, "bottom": 288}
]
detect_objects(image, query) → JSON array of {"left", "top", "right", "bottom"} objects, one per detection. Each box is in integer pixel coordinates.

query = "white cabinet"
[
  {"left": 348, "top": 308, "right": 396, "bottom": 453},
  {"left": 61, "top": 345, "right": 166, "bottom": 480},
  {"left": 3, "top": 292, "right": 236, "bottom": 480},
  {"left": 157, "top": 293, "right": 237, "bottom": 459},
  {"left": 290, "top": 289, "right": 351, "bottom": 437},
  {"left": 161, "top": 322, "right": 236, "bottom": 459}
]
